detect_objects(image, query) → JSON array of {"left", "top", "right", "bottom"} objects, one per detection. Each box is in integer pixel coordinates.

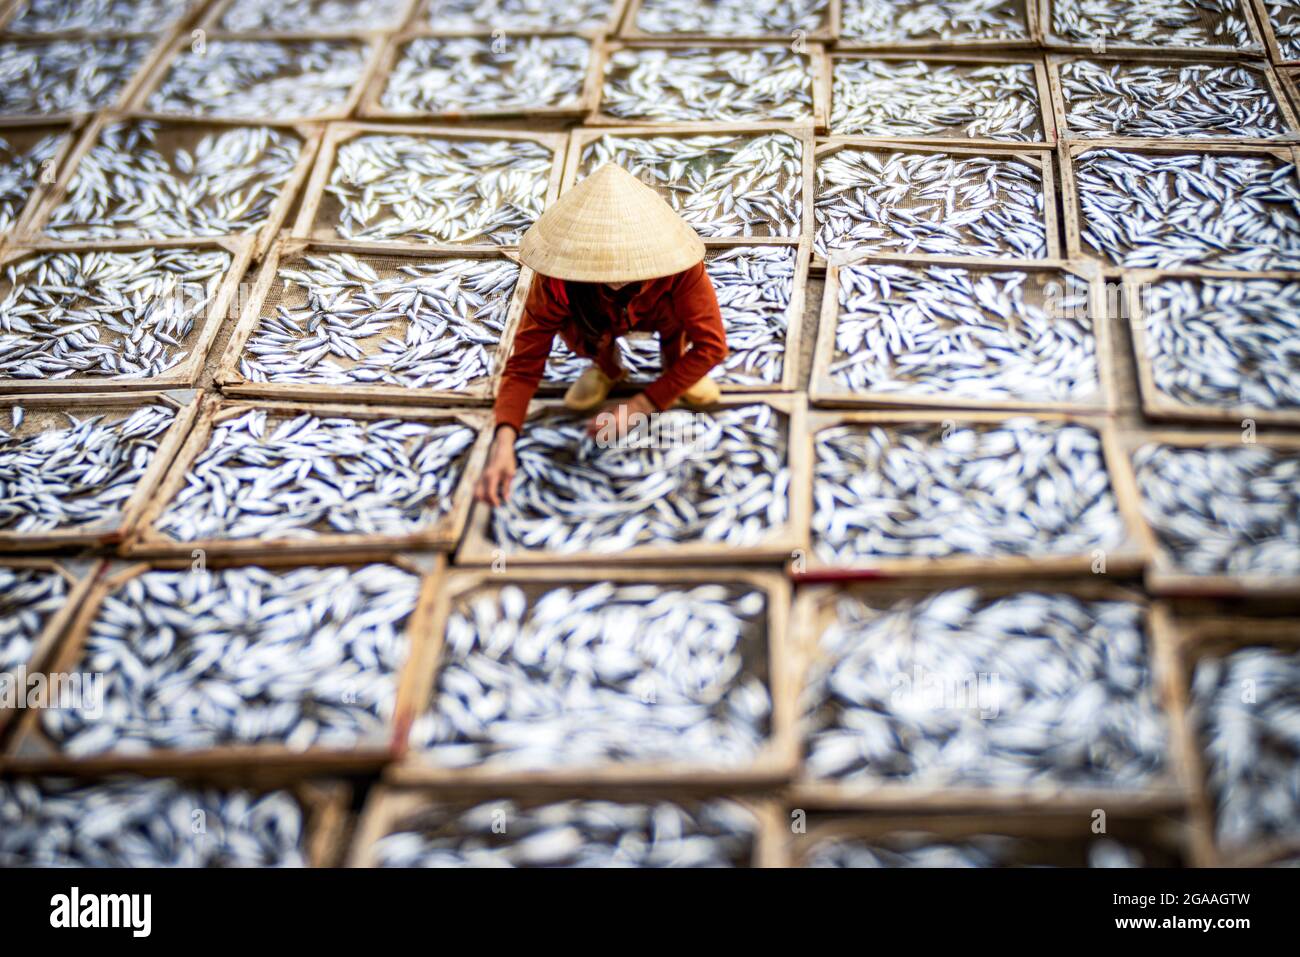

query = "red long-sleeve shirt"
[{"left": 493, "top": 262, "right": 728, "bottom": 433}]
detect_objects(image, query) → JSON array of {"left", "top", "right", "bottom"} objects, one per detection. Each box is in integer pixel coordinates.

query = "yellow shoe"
[
  {"left": 678, "top": 376, "right": 721, "bottom": 408},
  {"left": 564, "top": 365, "right": 621, "bottom": 412}
]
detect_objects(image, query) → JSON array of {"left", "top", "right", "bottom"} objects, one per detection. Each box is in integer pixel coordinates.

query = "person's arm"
[{"left": 640, "top": 262, "right": 728, "bottom": 411}]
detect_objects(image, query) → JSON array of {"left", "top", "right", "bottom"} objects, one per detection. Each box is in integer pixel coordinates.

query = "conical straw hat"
[{"left": 518, "top": 163, "right": 705, "bottom": 283}]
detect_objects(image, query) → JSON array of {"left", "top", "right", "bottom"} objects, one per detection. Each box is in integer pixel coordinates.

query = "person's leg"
[
  {"left": 659, "top": 329, "right": 721, "bottom": 407},
  {"left": 562, "top": 331, "right": 625, "bottom": 411}
]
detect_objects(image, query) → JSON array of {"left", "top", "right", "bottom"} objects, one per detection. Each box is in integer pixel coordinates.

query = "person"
[{"left": 474, "top": 163, "right": 728, "bottom": 506}]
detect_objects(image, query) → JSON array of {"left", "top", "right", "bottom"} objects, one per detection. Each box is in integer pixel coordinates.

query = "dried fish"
[
  {"left": 0, "top": 565, "right": 67, "bottom": 673},
  {"left": 0, "top": 130, "right": 68, "bottom": 234},
  {"left": 805, "top": 833, "right": 1148, "bottom": 867},
  {"left": 841, "top": 0, "right": 1030, "bottom": 43},
  {"left": 419, "top": 0, "right": 619, "bottom": 30},
  {"left": 239, "top": 253, "right": 520, "bottom": 393},
  {"left": 1132, "top": 442, "right": 1300, "bottom": 577},
  {"left": 374, "top": 798, "right": 757, "bottom": 867},
  {"left": 815, "top": 147, "right": 1048, "bottom": 260},
  {"left": 0, "top": 246, "right": 230, "bottom": 382},
  {"left": 491, "top": 403, "right": 790, "bottom": 555},
  {"left": 1190, "top": 645, "right": 1300, "bottom": 852},
  {"left": 218, "top": 0, "right": 409, "bottom": 31},
  {"left": 634, "top": 0, "right": 828, "bottom": 34},
  {"left": 1075, "top": 148, "right": 1300, "bottom": 270},
  {"left": 3, "top": 0, "right": 194, "bottom": 34},
  {"left": 802, "top": 588, "right": 1168, "bottom": 789},
  {"left": 578, "top": 132, "right": 803, "bottom": 237},
  {"left": 0, "top": 777, "right": 308, "bottom": 867},
  {"left": 0, "top": 403, "right": 175, "bottom": 534},
  {"left": 1061, "top": 60, "right": 1287, "bottom": 140},
  {"left": 0, "top": 38, "right": 153, "bottom": 117},
  {"left": 381, "top": 36, "right": 592, "bottom": 116},
  {"left": 324, "top": 133, "right": 555, "bottom": 245},
  {"left": 44, "top": 120, "right": 305, "bottom": 242},
  {"left": 410, "top": 580, "right": 771, "bottom": 768},
  {"left": 1050, "top": 0, "right": 1256, "bottom": 50},
  {"left": 155, "top": 409, "right": 476, "bottom": 543},
  {"left": 602, "top": 46, "right": 814, "bottom": 124},
  {"left": 1139, "top": 277, "right": 1300, "bottom": 414},
  {"left": 1265, "top": 1, "right": 1300, "bottom": 60},
  {"left": 544, "top": 246, "right": 796, "bottom": 388},
  {"left": 41, "top": 564, "right": 418, "bottom": 755},
  {"left": 826, "top": 263, "right": 1100, "bottom": 404},
  {"left": 145, "top": 40, "right": 368, "bottom": 121},
  {"left": 814, "top": 419, "right": 1129, "bottom": 564}
]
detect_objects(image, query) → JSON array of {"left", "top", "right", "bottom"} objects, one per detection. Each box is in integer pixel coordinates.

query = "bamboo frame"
[
  {"left": 835, "top": 0, "right": 1037, "bottom": 52},
  {"left": 1046, "top": 53, "right": 1300, "bottom": 145},
  {"left": 1038, "top": 0, "right": 1267, "bottom": 57},
  {"left": 0, "top": 389, "right": 201, "bottom": 553},
  {"left": 799, "top": 409, "right": 1150, "bottom": 579},
  {"left": 348, "top": 784, "right": 784, "bottom": 866},
  {"left": 787, "top": 578, "right": 1190, "bottom": 813},
  {"left": 456, "top": 393, "right": 810, "bottom": 566},
  {"left": 126, "top": 32, "right": 387, "bottom": 124},
  {"left": 811, "top": 138, "right": 1062, "bottom": 271},
  {"left": 619, "top": 0, "right": 839, "bottom": 42},
  {"left": 1115, "top": 428, "right": 1300, "bottom": 597},
  {"left": 4, "top": 553, "right": 446, "bottom": 774},
  {"left": 403, "top": 0, "right": 633, "bottom": 36},
  {"left": 291, "top": 121, "right": 569, "bottom": 255},
  {"left": 1122, "top": 267, "right": 1300, "bottom": 427},
  {"left": 587, "top": 39, "right": 830, "bottom": 132},
  {"left": 823, "top": 51, "right": 1055, "bottom": 146},
  {"left": 359, "top": 29, "right": 604, "bottom": 122},
  {"left": 532, "top": 237, "right": 810, "bottom": 397},
  {"left": 198, "top": 0, "right": 420, "bottom": 38},
  {"left": 0, "top": 119, "right": 81, "bottom": 245},
  {"left": 387, "top": 565, "right": 797, "bottom": 788},
  {"left": 125, "top": 397, "right": 492, "bottom": 560},
  {"left": 24, "top": 112, "right": 324, "bottom": 260},
  {"left": 214, "top": 237, "right": 530, "bottom": 407},
  {"left": 0, "top": 236, "right": 255, "bottom": 395},
  {"left": 809, "top": 254, "right": 1116, "bottom": 413},
  {"left": 1153, "top": 607, "right": 1300, "bottom": 867}
]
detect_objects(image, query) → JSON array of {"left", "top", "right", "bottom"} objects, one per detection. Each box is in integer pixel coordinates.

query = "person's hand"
[
  {"left": 586, "top": 392, "right": 656, "bottom": 439},
  {"left": 475, "top": 426, "right": 517, "bottom": 507}
]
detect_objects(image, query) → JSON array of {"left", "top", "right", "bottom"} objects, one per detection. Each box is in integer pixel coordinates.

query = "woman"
[{"left": 475, "top": 163, "right": 728, "bottom": 506}]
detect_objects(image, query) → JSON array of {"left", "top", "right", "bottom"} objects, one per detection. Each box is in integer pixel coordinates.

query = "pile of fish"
[
  {"left": 0, "top": 129, "right": 68, "bottom": 234},
  {"left": 831, "top": 58, "right": 1042, "bottom": 140},
  {"left": 633, "top": 0, "right": 829, "bottom": 35},
  {"left": 0, "top": 565, "right": 67, "bottom": 673},
  {"left": 238, "top": 252, "right": 520, "bottom": 393},
  {"left": 409, "top": 581, "right": 771, "bottom": 768},
  {"left": 1075, "top": 148, "right": 1300, "bottom": 270},
  {"left": 0, "top": 777, "right": 309, "bottom": 867},
  {"left": 1190, "top": 645, "right": 1300, "bottom": 852},
  {"left": 543, "top": 246, "right": 796, "bottom": 388},
  {"left": 381, "top": 36, "right": 591, "bottom": 115},
  {"left": 41, "top": 564, "right": 417, "bottom": 756},
  {"left": 492, "top": 404, "right": 790, "bottom": 555},
  {"left": 373, "top": 798, "right": 757, "bottom": 867},
  {"left": 217, "top": 0, "right": 409, "bottom": 31},
  {"left": 44, "top": 120, "right": 305, "bottom": 242},
  {"left": 578, "top": 132, "right": 804, "bottom": 238},
  {"left": 804, "top": 834, "right": 1147, "bottom": 867},
  {"left": 813, "top": 418, "right": 1129, "bottom": 564},
  {"left": 0, "top": 403, "right": 176, "bottom": 534},
  {"left": 602, "top": 46, "right": 813, "bottom": 123},
  {"left": 155, "top": 409, "right": 477, "bottom": 543},
  {"left": 1132, "top": 443, "right": 1300, "bottom": 577},
  {"left": 0, "top": 38, "right": 152, "bottom": 117},
  {"left": 144, "top": 40, "right": 369, "bottom": 120},
  {"left": 0, "top": 246, "right": 231, "bottom": 382},
  {"left": 840, "top": 0, "right": 1030, "bottom": 42},
  {"left": 815, "top": 147, "right": 1048, "bottom": 260},
  {"left": 1139, "top": 276, "right": 1300, "bottom": 414},
  {"left": 1049, "top": 0, "right": 1256, "bottom": 50},
  {"left": 325, "top": 133, "right": 554, "bottom": 245},
  {"left": 418, "top": 0, "right": 618, "bottom": 30},
  {"left": 3, "top": 0, "right": 194, "bottom": 34},
  {"left": 1264, "top": 2, "right": 1300, "bottom": 60},
  {"left": 827, "top": 263, "right": 1100, "bottom": 404},
  {"left": 1059, "top": 60, "right": 1287, "bottom": 140},
  {"left": 801, "top": 588, "right": 1169, "bottom": 788}
]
